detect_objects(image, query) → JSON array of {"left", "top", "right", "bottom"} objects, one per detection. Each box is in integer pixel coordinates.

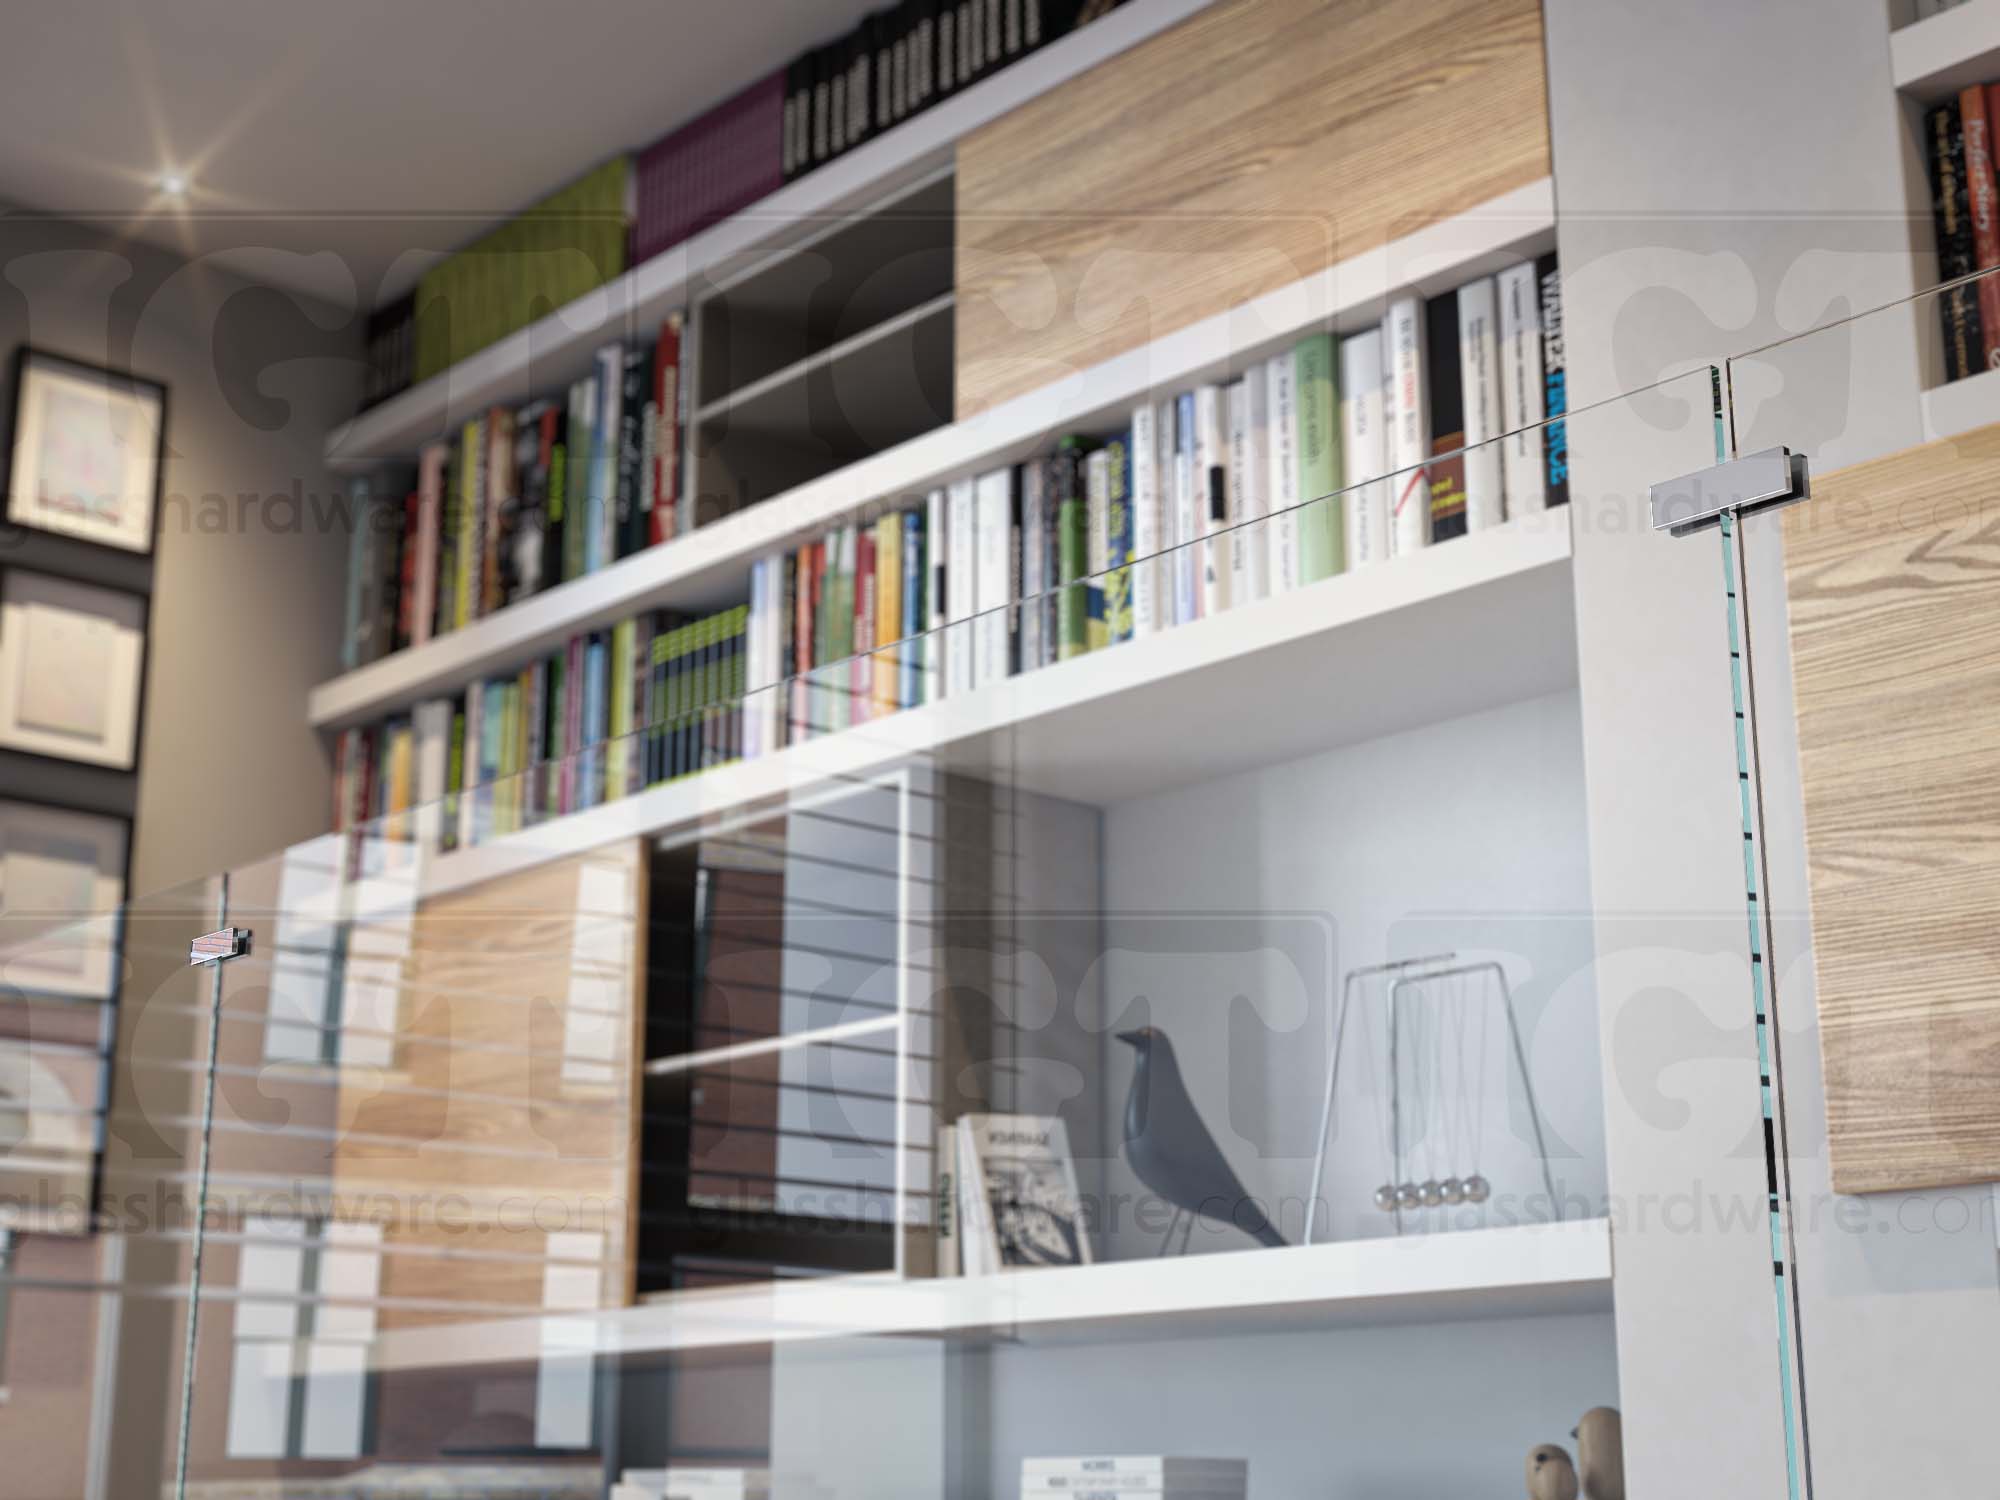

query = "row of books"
[
  {"left": 330, "top": 602, "right": 749, "bottom": 846},
  {"left": 1925, "top": 82, "right": 2000, "bottom": 381},
  {"left": 935, "top": 1113, "right": 1091, "bottom": 1275},
  {"left": 734, "top": 257, "right": 1569, "bottom": 753},
  {"left": 1022, "top": 1458, "right": 1249, "bottom": 1500},
  {"left": 342, "top": 317, "right": 689, "bottom": 669},
  {"left": 778, "top": 0, "right": 1114, "bottom": 187},
  {"left": 360, "top": 5, "right": 1120, "bottom": 409}
]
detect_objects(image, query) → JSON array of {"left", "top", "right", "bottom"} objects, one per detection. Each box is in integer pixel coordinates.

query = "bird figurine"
[
  {"left": 1573, "top": 1407, "right": 1624, "bottom": 1500},
  {"left": 1525, "top": 1443, "right": 1578, "bottom": 1500},
  {"left": 1116, "top": 1026, "right": 1286, "bottom": 1250}
]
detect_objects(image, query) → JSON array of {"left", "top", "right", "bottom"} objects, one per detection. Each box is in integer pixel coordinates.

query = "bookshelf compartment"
[{"left": 1894, "top": 0, "right": 2000, "bottom": 102}]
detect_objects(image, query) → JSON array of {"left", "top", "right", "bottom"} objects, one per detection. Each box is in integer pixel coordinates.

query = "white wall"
[{"left": 1095, "top": 689, "right": 1604, "bottom": 1258}]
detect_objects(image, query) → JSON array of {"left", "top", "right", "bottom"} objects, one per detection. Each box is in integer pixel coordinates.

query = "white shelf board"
[
  {"left": 334, "top": 510, "right": 1574, "bottom": 915},
  {"left": 1922, "top": 360, "right": 2000, "bottom": 439},
  {"left": 366, "top": 1217, "right": 1612, "bottom": 1372},
  {"left": 309, "top": 176, "right": 1559, "bottom": 730},
  {"left": 695, "top": 290, "right": 956, "bottom": 425},
  {"left": 1893, "top": 0, "right": 2000, "bottom": 101},
  {"left": 321, "top": 0, "right": 1218, "bottom": 471}
]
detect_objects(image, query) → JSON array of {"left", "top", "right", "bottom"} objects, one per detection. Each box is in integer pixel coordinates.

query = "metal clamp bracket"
[
  {"left": 1650, "top": 445, "right": 1811, "bottom": 536},
  {"left": 188, "top": 928, "right": 252, "bottom": 966}
]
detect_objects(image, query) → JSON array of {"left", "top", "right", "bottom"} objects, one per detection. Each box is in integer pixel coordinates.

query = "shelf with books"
[
  {"left": 365, "top": 1216, "right": 1610, "bottom": 1370},
  {"left": 310, "top": 177, "right": 1556, "bottom": 732},
  {"left": 1894, "top": 0, "right": 2000, "bottom": 101},
  {"left": 332, "top": 510, "right": 1571, "bottom": 915},
  {"left": 321, "top": 0, "right": 1216, "bottom": 472}
]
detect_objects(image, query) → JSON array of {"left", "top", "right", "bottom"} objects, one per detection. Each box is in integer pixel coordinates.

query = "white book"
[
  {"left": 974, "top": 466, "right": 1018, "bottom": 683},
  {"left": 1154, "top": 398, "right": 1177, "bottom": 621},
  {"left": 1239, "top": 372, "right": 1271, "bottom": 603},
  {"left": 1170, "top": 395, "right": 1200, "bottom": 623},
  {"left": 1225, "top": 380, "right": 1252, "bottom": 606},
  {"left": 1339, "top": 330, "right": 1388, "bottom": 568},
  {"left": 924, "top": 487, "right": 948, "bottom": 701},
  {"left": 1265, "top": 354, "right": 1299, "bottom": 594},
  {"left": 1129, "top": 403, "right": 1162, "bottom": 637},
  {"left": 457, "top": 684, "right": 481, "bottom": 850},
  {"left": 946, "top": 477, "right": 978, "bottom": 695},
  {"left": 1496, "top": 260, "right": 1547, "bottom": 516},
  {"left": 958, "top": 1112, "right": 1091, "bottom": 1269},
  {"left": 956, "top": 1118, "right": 993, "bottom": 1277},
  {"left": 1457, "top": 276, "right": 1504, "bottom": 532},
  {"left": 412, "top": 698, "right": 452, "bottom": 851},
  {"left": 935, "top": 1121, "right": 961, "bottom": 1277},
  {"left": 1383, "top": 294, "right": 1430, "bottom": 556},
  {"left": 1024, "top": 1479, "right": 1246, "bottom": 1495},
  {"left": 1193, "top": 383, "right": 1228, "bottom": 616}
]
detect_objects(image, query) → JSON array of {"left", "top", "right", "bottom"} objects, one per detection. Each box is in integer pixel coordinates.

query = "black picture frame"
[
  {"left": 0, "top": 564, "right": 153, "bottom": 774},
  {"left": 4, "top": 345, "right": 169, "bottom": 560}
]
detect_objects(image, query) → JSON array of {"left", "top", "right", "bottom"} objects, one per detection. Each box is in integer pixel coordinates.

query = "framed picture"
[
  {"left": 0, "top": 569, "right": 148, "bottom": 770},
  {"left": 5, "top": 347, "right": 167, "bottom": 556},
  {"left": 0, "top": 798, "right": 128, "bottom": 1005}
]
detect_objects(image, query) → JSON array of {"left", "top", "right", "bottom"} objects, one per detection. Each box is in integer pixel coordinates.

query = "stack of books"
[
  {"left": 612, "top": 1467, "right": 771, "bottom": 1500},
  {"left": 1023, "top": 1456, "right": 1248, "bottom": 1500}
]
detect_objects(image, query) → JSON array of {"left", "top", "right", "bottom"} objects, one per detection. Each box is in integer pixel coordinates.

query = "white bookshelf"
[
  {"left": 331, "top": 510, "right": 1572, "bottom": 913},
  {"left": 308, "top": 176, "right": 1558, "bottom": 730},
  {"left": 1892, "top": 0, "right": 2000, "bottom": 101},
  {"left": 320, "top": 0, "right": 1218, "bottom": 473},
  {"left": 364, "top": 1217, "right": 1611, "bottom": 1372}
]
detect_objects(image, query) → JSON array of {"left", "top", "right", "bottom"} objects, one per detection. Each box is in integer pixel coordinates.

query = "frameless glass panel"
[
  {"left": 1712, "top": 264, "right": 2000, "bottom": 1498},
  {"left": 140, "top": 364, "right": 1728, "bottom": 1500}
]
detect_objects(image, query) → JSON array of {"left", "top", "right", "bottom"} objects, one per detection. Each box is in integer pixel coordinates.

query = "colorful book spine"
[
  {"left": 1086, "top": 446, "right": 1112, "bottom": 647},
  {"left": 1053, "top": 439, "right": 1091, "bottom": 660},
  {"left": 1964, "top": 84, "right": 2000, "bottom": 369},
  {"left": 1424, "top": 289, "right": 1468, "bottom": 544},
  {"left": 901, "top": 509, "right": 925, "bottom": 707},
  {"left": 1172, "top": 393, "right": 1199, "bottom": 623},
  {"left": 1535, "top": 253, "right": 1570, "bottom": 508},
  {"left": 1264, "top": 361, "right": 1298, "bottom": 595},
  {"left": 1931, "top": 100, "right": 1984, "bottom": 382},
  {"left": 1294, "top": 333, "right": 1343, "bottom": 581},
  {"left": 1129, "top": 403, "right": 1162, "bottom": 637},
  {"left": 925, "top": 489, "right": 948, "bottom": 703}
]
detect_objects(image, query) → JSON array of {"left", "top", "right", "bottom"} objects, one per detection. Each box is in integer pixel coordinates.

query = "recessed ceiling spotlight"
[{"left": 156, "top": 170, "right": 189, "bottom": 198}]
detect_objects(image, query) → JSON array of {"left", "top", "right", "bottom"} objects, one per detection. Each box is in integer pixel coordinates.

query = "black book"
[
  {"left": 1535, "top": 252, "right": 1570, "bottom": 509},
  {"left": 1424, "top": 288, "right": 1468, "bottom": 542},
  {"left": 617, "top": 342, "right": 654, "bottom": 559},
  {"left": 1929, "top": 102, "right": 1986, "bottom": 382},
  {"left": 544, "top": 403, "right": 569, "bottom": 591},
  {"left": 510, "top": 400, "right": 553, "bottom": 602},
  {"left": 812, "top": 41, "right": 833, "bottom": 167}
]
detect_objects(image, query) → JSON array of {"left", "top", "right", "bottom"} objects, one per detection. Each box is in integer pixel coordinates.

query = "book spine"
[
  {"left": 1054, "top": 442, "right": 1090, "bottom": 659},
  {"left": 1172, "top": 393, "right": 1199, "bottom": 623},
  {"left": 1238, "top": 375, "right": 1270, "bottom": 604},
  {"left": 485, "top": 407, "right": 514, "bottom": 611},
  {"left": 902, "top": 509, "right": 924, "bottom": 708},
  {"left": 1495, "top": 262, "right": 1546, "bottom": 517},
  {"left": 925, "top": 489, "right": 948, "bottom": 702},
  {"left": 935, "top": 1120, "right": 960, "bottom": 1277},
  {"left": 1294, "top": 334, "right": 1343, "bottom": 580},
  {"left": 855, "top": 523, "right": 877, "bottom": 724},
  {"left": 1085, "top": 446, "right": 1111, "bottom": 648},
  {"left": 1535, "top": 254, "right": 1570, "bottom": 508},
  {"left": 1225, "top": 380, "right": 1251, "bottom": 607},
  {"left": 1263, "top": 364, "right": 1298, "bottom": 596},
  {"left": 1129, "top": 404, "right": 1160, "bottom": 637},
  {"left": 654, "top": 313, "right": 684, "bottom": 544},
  {"left": 1965, "top": 86, "right": 2000, "bottom": 371},
  {"left": 1020, "top": 458, "right": 1045, "bottom": 669},
  {"left": 1425, "top": 290, "right": 1468, "bottom": 544},
  {"left": 975, "top": 467, "right": 1018, "bottom": 681},
  {"left": 877, "top": 514, "right": 903, "bottom": 718},
  {"left": 947, "top": 479, "right": 978, "bottom": 691},
  {"left": 1457, "top": 276, "right": 1504, "bottom": 532},
  {"left": 1105, "top": 435, "right": 1133, "bottom": 645},
  {"left": 1383, "top": 296, "right": 1429, "bottom": 554},
  {"left": 1338, "top": 330, "right": 1387, "bottom": 567},
  {"left": 1194, "top": 384, "right": 1229, "bottom": 613}
]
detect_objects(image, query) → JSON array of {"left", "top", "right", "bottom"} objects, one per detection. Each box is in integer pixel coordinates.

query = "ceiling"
[{"left": 0, "top": 0, "right": 886, "bottom": 309}]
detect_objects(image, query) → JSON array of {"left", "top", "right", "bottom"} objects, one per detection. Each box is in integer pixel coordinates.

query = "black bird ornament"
[{"left": 1116, "top": 1026, "right": 1286, "bottom": 1251}]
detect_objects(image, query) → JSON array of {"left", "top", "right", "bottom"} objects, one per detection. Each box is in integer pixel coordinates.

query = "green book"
[
  {"left": 1295, "top": 333, "right": 1344, "bottom": 584},
  {"left": 1054, "top": 436, "right": 1092, "bottom": 661}
]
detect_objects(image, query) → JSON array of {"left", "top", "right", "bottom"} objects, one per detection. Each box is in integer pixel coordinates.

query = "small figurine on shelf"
[
  {"left": 1574, "top": 1407, "right": 1625, "bottom": 1500},
  {"left": 1525, "top": 1443, "right": 1578, "bottom": 1500},
  {"left": 1116, "top": 1026, "right": 1287, "bottom": 1253}
]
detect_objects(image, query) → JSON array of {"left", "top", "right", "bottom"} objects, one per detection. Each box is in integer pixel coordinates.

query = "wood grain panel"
[
  {"left": 332, "top": 843, "right": 647, "bottom": 1321},
  {"left": 1786, "top": 421, "right": 2000, "bottom": 1193},
  {"left": 952, "top": 0, "right": 1551, "bottom": 414}
]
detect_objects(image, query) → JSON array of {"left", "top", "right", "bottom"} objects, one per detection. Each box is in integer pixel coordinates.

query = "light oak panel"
[
  {"left": 1785, "top": 421, "right": 2000, "bottom": 1194},
  {"left": 953, "top": 0, "right": 1551, "bottom": 414}
]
